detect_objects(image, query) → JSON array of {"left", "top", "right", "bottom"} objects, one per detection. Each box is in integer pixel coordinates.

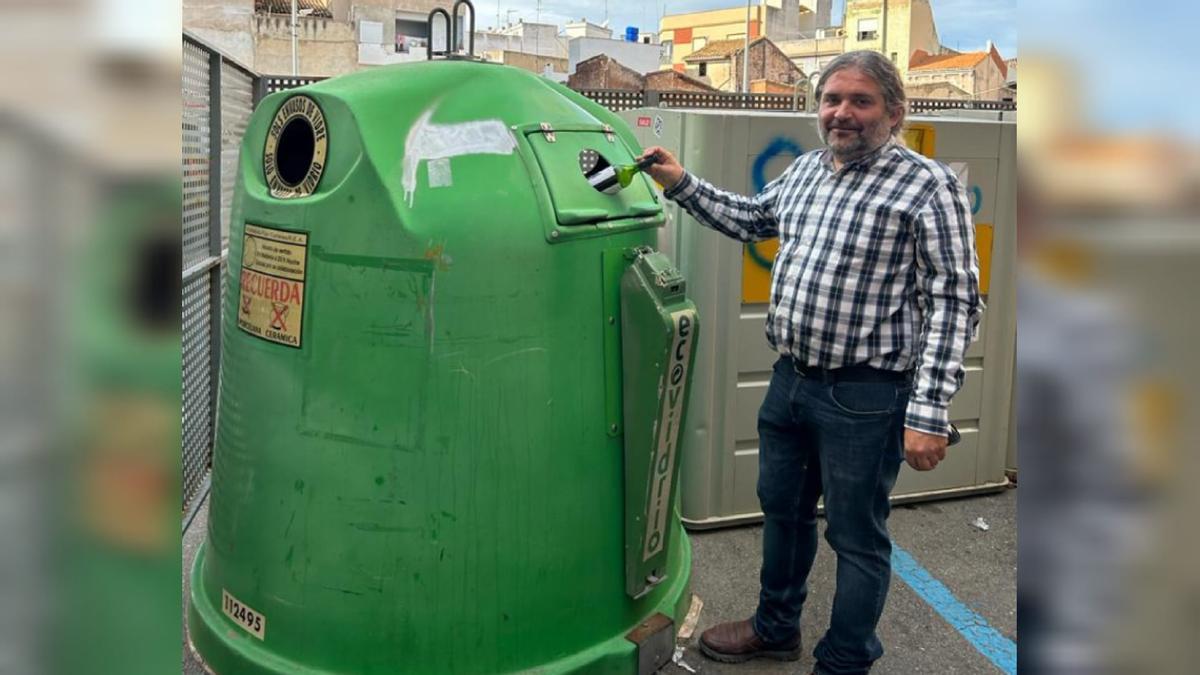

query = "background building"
[
  {"left": 842, "top": 0, "right": 944, "bottom": 81},
  {"left": 1004, "top": 58, "right": 1018, "bottom": 102},
  {"left": 682, "top": 37, "right": 805, "bottom": 93},
  {"left": 908, "top": 41, "right": 1009, "bottom": 101},
  {"left": 183, "top": 1, "right": 567, "bottom": 77},
  {"left": 480, "top": 50, "right": 568, "bottom": 81},
  {"left": 643, "top": 69, "right": 719, "bottom": 93},
  {"left": 567, "top": 54, "right": 645, "bottom": 90},
  {"left": 564, "top": 19, "right": 612, "bottom": 40},
  {"left": 659, "top": 1, "right": 831, "bottom": 72},
  {"left": 184, "top": 0, "right": 1014, "bottom": 103},
  {"left": 905, "top": 81, "right": 971, "bottom": 99},
  {"left": 567, "top": 54, "right": 720, "bottom": 93},
  {"left": 184, "top": 0, "right": 259, "bottom": 65},
  {"left": 475, "top": 20, "right": 566, "bottom": 59},
  {"left": 778, "top": 28, "right": 846, "bottom": 77},
  {"left": 568, "top": 35, "right": 664, "bottom": 77}
]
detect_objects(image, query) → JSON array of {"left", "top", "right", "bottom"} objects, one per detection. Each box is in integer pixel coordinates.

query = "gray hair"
[{"left": 814, "top": 50, "right": 907, "bottom": 136}]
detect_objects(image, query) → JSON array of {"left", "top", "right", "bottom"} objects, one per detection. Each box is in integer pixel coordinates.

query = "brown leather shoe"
[{"left": 698, "top": 618, "right": 801, "bottom": 663}]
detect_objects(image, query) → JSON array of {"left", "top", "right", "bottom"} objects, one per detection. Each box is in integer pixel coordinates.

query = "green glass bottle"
[{"left": 589, "top": 155, "right": 657, "bottom": 192}]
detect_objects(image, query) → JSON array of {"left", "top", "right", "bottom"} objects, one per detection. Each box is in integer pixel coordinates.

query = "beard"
[{"left": 819, "top": 117, "right": 893, "bottom": 162}]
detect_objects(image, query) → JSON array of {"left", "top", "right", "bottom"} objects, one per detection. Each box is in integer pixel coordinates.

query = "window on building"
[
  {"left": 359, "top": 20, "right": 384, "bottom": 45},
  {"left": 692, "top": 37, "right": 707, "bottom": 51},
  {"left": 891, "top": 52, "right": 898, "bottom": 63},
  {"left": 395, "top": 18, "right": 430, "bottom": 53},
  {"left": 857, "top": 17, "right": 878, "bottom": 42},
  {"left": 699, "top": 62, "right": 708, "bottom": 77},
  {"left": 660, "top": 40, "right": 673, "bottom": 65}
]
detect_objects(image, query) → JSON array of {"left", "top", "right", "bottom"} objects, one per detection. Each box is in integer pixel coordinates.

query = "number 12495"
[{"left": 222, "top": 589, "right": 266, "bottom": 640}]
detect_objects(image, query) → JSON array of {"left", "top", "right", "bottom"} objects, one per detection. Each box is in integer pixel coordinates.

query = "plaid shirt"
[{"left": 663, "top": 140, "right": 984, "bottom": 436}]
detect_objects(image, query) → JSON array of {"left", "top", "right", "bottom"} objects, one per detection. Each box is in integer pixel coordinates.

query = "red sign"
[{"left": 637, "top": 116, "right": 652, "bottom": 127}]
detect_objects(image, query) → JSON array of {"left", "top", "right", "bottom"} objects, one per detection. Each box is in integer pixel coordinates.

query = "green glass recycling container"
[{"left": 188, "top": 58, "right": 700, "bottom": 675}]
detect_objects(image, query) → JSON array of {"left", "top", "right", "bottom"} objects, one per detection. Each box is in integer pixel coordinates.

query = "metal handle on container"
[
  {"left": 618, "top": 247, "right": 698, "bottom": 599},
  {"left": 451, "top": 0, "right": 476, "bottom": 57},
  {"left": 426, "top": 8, "right": 452, "bottom": 60}
]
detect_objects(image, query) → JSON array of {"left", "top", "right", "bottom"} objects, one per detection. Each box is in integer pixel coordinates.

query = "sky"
[
  {"left": 480, "top": 0, "right": 1017, "bottom": 59},
  {"left": 1019, "top": 0, "right": 1200, "bottom": 135}
]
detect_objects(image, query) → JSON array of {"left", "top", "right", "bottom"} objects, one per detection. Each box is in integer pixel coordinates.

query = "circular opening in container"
[{"left": 275, "top": 117, "right": 316, "bottom": 187}]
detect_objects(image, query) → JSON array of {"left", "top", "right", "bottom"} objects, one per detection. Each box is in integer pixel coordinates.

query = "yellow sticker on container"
[
  {"left": 975, "top": 223, "right": 993, "bottom": 295},
  {"left": 237, "top": 224, "right": 308, "bottom": 348},
  {"left": 742, "top": 239, "right": 779, "bottom": 304},
  {"left": 904, "top": 123, "right": 937, "bottom": 157}
]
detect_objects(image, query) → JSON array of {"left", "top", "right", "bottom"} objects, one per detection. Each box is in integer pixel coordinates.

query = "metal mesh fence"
[
  {"left": 910, "top": 97, "right": 1016, "bottom": 114},
  {"left": 220, "top": 62, "right": 255, "bottom": 249},
  {"left": 575, "top": 89, "right": 645, "bottom": 111},
  {"left": 572, "top": 88, "right": 1013, "bottom": 115},
  {"left": 182, "top": 41, "right": 212, "bottom": 268},
  {"left": 182, "top": 272, "right": 214, "bottom": 510},
  {"left": 182, "top": 33, "right": 246, "bottom": 517},
  {"left": 263, "top": 75, "right": 326, "bottom": 95},
  {"left": 659, "top": 91, "right": 799, "bottom": 110}
]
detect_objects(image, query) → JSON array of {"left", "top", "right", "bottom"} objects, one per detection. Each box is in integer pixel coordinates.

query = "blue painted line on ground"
[{"left": 892, "top": 544, "right": 1017, "bottom": 674}]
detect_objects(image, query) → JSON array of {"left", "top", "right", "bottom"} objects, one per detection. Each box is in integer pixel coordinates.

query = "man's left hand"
[{"left": 904, "top": 429, "right": 948, "bottom": 471}]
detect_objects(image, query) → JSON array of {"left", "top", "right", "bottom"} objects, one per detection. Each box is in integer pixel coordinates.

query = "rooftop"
[
  {"left": 685, "top": 37, "right": 766, "bottom": 62},
  {"left": 910, "top": 51, "right": 988, "bottom": 71}
]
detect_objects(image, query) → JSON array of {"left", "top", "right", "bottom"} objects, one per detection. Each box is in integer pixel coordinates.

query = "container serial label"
[
  {"left": 222, "top": 589, "right": 266, "bottom": 640},
  {"left": 237, "top": 224, "right": 308, "bottom": 348},
  {"left": 642, "top": 308, "right": 696, "bottom": 561}
]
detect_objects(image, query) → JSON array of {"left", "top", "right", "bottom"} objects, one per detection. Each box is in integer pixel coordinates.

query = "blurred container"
[{"left": 626, "top": 27, "right": 640, "bottom": 43}]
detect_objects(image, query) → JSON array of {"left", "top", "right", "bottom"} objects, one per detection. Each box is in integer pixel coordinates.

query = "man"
[{"left": 639, "top": 50, "right": 983, "bottom": 674}]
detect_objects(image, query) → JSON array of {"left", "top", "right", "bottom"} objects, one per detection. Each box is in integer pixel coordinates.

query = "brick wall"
[
  {"left": 566, "top": 55, "right": 645, "bottom": 90},
  {"left": 730, "top": 39, "right": 802, "bottom": 92},
  {"left": 750, "top": 79, "right": 798, "bottom": 94},
  {"left": 644, "top": 70, "right": 716, "bottom": 93},
  {"left": 498, "top": 50, "right": 568, "bottom": 74}
]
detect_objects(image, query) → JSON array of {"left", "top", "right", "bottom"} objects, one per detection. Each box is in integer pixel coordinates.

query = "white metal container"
[{"left": 620, "top": 108, "right": 1016, "bottom": 528}]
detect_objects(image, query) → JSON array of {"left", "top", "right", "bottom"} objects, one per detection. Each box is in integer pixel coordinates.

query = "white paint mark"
[
  {"left": 427, "top": 158, "right": 452, "bottom": 188},
  {"left": 433, "top": 351, "right": 469, "bottom": 361},
  {"left": 450, "top": 364, "right": 476, "bottom": 381},
  {"left": 402, "top": 107, "right": 517, "bottom": 206},
  {"left": 482, "top": 347, "right": 548, "bottom": 368}
]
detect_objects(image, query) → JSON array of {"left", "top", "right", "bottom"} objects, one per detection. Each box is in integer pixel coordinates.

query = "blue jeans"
[{"left": 752, "top": 356, "right": 910, "bottom": 675}]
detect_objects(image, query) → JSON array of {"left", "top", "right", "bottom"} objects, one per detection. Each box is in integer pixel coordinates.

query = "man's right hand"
[
  {"left": 904, "top": 428, "right": 948, "bottom": 471},
  {"left": 637, "top": 146, "right": 685, "bottom": 191}
]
